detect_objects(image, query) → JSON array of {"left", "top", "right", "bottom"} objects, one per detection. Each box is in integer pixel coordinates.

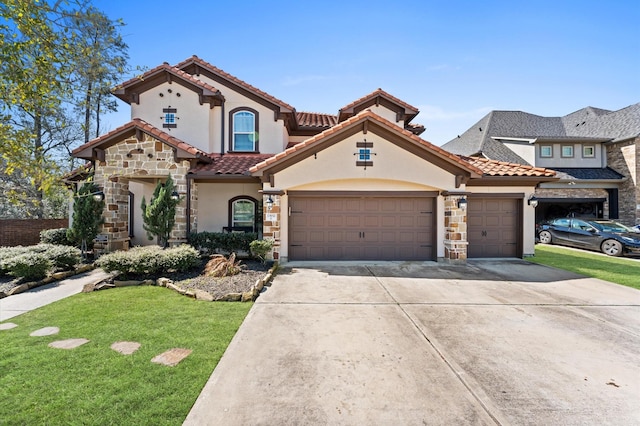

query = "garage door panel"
[{"left": 289, "top": 196, "right": 435, "bottom": 260}]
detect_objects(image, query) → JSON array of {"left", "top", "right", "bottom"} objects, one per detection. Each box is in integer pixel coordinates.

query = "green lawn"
[
  {"left": 0, "top": 287, "right": 252, "bottom": 425},
  {"left": 530, "top": 244, "right": 640, "bottom": 290}
]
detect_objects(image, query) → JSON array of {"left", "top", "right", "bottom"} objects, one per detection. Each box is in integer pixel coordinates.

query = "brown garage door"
[
  {"left": 468, "top": 197, "right": 521, "bottom": 258},
  {"left": 289, "top": 195, "right": 435, "bottom": 261}
]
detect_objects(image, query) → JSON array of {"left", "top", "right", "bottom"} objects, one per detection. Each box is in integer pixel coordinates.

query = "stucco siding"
[{"left": 196, "top": 182, "right": 262, "bottom": 233}]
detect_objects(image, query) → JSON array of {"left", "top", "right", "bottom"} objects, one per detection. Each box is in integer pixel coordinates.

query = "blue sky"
[{"left": 93, "top": 0, "right": 639, "bottom": 145}]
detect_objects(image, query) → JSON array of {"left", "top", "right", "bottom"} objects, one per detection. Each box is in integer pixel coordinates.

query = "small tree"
[
  {"left": 140, "top": 176, "right": 181, "bottom": 248},
  {"left": 67, "top": 182, "right": 105, "bottom": 258}
]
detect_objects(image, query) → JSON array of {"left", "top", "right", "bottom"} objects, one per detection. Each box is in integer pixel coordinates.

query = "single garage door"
[
  {"left": 289, "top": 194, "right": 435, "bottom": 261},
  {"left": 468, "top": 197, "right": 522, "bottom": 258}
]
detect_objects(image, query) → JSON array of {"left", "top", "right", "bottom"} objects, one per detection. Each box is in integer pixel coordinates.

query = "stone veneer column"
[
  {"left": 93, "top": 133, "right": 192, "bottom": 251},
  {"left": 443, "top": 195, "right": 468, "bottom": 263},
  {"left": 261, "top": 194, "right": 281, "bottom": 261}
]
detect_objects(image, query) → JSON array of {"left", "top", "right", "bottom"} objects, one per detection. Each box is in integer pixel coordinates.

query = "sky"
[{"left": 92, "top": 0, "right": 639, "bottom": 146}]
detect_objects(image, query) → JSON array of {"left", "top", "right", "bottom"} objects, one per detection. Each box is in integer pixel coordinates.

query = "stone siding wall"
[
  {"left": 606, "top": 137, "right": 639, "bottom": 225},
  {"left": 261, "top": 194, "right": 280, "bottom": 261},
  {"left": 443, "top": 195, "right": 468, "bottom": 262},
  {"left": 93, "top": 134, "right": 191, "bottom": 251}
]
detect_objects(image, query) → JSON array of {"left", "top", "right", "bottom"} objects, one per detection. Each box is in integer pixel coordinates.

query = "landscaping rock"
[
  {"left": 0, "top": 322, "right": 18, "bottom": 330},
  {"left": 49, "top": 338, "right": 89, "bottom": 349},
  {"left": 82, "top": 283, "right": 96, "bottom": 293},
  {"left": 111, "top": 341, "right": 141, "bottom": 355},
  {"left": 0, "top": 291, "right": 6, "bottom": 299},
  {"left": 95, "top": 283, "right": 116, "bottom": 291},
  {"left": 114, "top": 279, "right": 143, "bottom": 287},
  {"left": 241, "top": 291, "right": 254, "bottom": 302},
  {"left": 141, "top": 279, "right": 155, "bottom": 286},
  {"left": 195, "top": 289, "right": 213, "bottom": 301},
  {"left": 157, "top": 277, "right": 172, "bottom": 287},
  {"left": 30, "top": 326, "right": 60, "bottom": 336},
  {"left": 51, "top": 271, "right": 71, "bottom": 280},
  {"left": 151, "top": 348, "right": 192, "bottom": 367},
  {"left": 217, "top": 292, "right": 242, "bottom": 302},
  {"left": 76, "top": 264, "right": 93, "bottom": 273},
  {"left": 8, "top": 283, "right": 29, "bottom": 296},
  {"left": 166, "top": 282, "right": 183, "bottom": 293}
]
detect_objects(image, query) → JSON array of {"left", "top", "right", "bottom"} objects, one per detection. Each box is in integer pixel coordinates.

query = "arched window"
[
  {"left": 228, "top": 196, "right": 257, "bottom": 232},
  {"left": 230, "top": 107, "right": 259, "bottom": 152}
]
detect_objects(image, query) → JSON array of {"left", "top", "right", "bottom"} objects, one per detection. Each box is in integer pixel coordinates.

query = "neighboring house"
[
  {"left": 442, "top": 105, "right": 640, "bottom": 227},
  {"left": 70, "top": 56, "right": 557, "bottom": 262}
]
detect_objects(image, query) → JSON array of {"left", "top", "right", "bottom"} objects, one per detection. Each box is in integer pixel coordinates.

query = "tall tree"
[
  {"left": 141, "top": 177, "right": 181, "bottom": 248},
  {"left": 0, "top": 1, "right": 130, "bottom": 218},
  {"left": 68, "top": 7, "right": 128, "bottom": 144}
]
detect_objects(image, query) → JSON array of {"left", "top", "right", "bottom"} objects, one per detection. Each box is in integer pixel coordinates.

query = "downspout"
[
  {"left": 220, "top": 101, "right": 225, "bottom": 155},
  {"left": 186, "top": 176, "right": 191, "bottom": 236}
]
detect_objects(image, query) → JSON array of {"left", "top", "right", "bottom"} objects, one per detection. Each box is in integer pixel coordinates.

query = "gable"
[{"left": 251, "top": 111, "right": 482, "bottom": 189}]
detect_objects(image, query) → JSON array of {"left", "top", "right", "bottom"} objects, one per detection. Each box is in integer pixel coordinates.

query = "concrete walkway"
[
  {"left": 0, "top": 269, "right": 111, "bottom": 321},
  {"left": 184, "top": 260, "right": 640, "bottom": 425}
]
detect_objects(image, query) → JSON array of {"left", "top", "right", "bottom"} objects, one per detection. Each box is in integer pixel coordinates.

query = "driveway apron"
[{"left": 184, "top": 260, "right": 640, "bottom": 426}]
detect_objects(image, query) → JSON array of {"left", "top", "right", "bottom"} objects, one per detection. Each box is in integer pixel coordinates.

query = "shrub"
[
  {"left": 5, "top": 252, "right": 52, "bottom": 280},
  {"left": 188, "top": 231, "right": 257, "bottom": 254},
  {"left": 249, "top": 239, "right": 273, "bottom": 263},
  {"left": 96, "top": 245, "right": 200, "bottom": 276},
  {"left": 203, "top": 253, "right": 244, "bottom": 277},
  {"left": 0, "top": 244, "right": 81, "bottom": 278},
  {"left": 40, "top": 228, "right": 74, "bottom": 246}
]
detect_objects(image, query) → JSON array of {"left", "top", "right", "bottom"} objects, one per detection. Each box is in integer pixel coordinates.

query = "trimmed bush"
[
  {"left": 96, "top": 245, "right": 200, "bottom": 276},
  {"left": 40, "top": 228, "right": 74, "bottom": 246},
  {"left": 0, "top": 244, "right": 81, "bottom": 278},
  {"left": 4, "top": 252, "right": 53, "bottom": 280},
  {"left": 188, "top": 231, "right": 257, "bottom": 254}
]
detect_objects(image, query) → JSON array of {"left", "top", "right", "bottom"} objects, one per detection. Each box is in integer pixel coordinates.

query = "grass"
[
  {"left": 530, "top": 244, "right": 640, "bottom": 290},
  {"left": 0, "top": 286, "right": 252, "bottom": 425}
]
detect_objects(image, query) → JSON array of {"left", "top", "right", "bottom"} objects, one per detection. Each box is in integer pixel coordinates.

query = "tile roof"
[
  {"left": 442, "top": 103, "right": 640, "bottom": 161},
  {"left": 250, "top": 110, "right": 483, "bottom": 176},
  {"left": 190, "top": 154, "right": 274, "bottom": 176},
  {"left": 339, "top": 88, "right": 419, "bottom": 116},
  {"left": 296, "top": 112, "right": 338, "bottom": 128},
  {"left": 113, "top": 63, "right": 222, "bottom": 103},
  {"left": 71, "top": 118, "right": 210, "bottom": 161},
  {"left": 460, "top": 156, "right": 557, "bottom": 177},
  {"left": 549, "top": 167, "right": 624, "bottom": 180},
  {"left": 175, "top": 55, "right": 295, "bottom": 113}
]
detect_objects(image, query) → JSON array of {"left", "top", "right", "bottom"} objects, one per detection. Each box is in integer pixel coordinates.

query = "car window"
[
  {"left": 553, "top": 218, "right": 571, "bottom": 227},
  {"left": 571, "top": 220, "right": 593, "bottom": 231},
  {"left": 592, "top": 221, "right": 631, "bottom": 233}
]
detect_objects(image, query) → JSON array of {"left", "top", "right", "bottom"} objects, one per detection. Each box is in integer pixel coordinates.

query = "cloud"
[
  {"left": 281, "top": 75, "right": 330, "bottom": 86},
  {"left": 418, "top": 105, "right": 493, "bottom": 121}
]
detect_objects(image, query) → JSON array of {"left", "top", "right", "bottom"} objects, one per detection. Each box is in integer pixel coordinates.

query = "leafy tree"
[
  {"left": 0, "top": 1, "right": 130, "bottom": 218},
  {"left": 67, "top": 181, "right": 104, "bottom": 258},
  {"left": 141, "top": 176, "right": 181, "bottom": 248}
]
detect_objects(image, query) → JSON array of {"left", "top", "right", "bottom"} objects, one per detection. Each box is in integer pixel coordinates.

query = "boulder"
[
  {"left": 8, "top": 284, "right": 29, "bottom": 296},
  {"left": 81, "top": 283, "right": 96, "bottom": 293},
  {"left": 114, "top": 280, "right": 143, "bottom": 287},
  {"left": 195, "top": 290, "right": 214, "bottom": 301}
]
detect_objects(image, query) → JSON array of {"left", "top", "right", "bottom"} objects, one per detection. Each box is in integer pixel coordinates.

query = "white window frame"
[
  {"left": 231, "top": 199, "right": 255, "bottom": 229},
  {"left": 540, "top": 145, "right": 553, "bottom": 158},
  {"left": 582, "top": 145, "right": 595, "bottom": 158},
  {"left": 232, "top": 111, "right": 256, "bottom": 152},
  {"left": 561, "top": 145, "right": 574, "bottom": 158}
]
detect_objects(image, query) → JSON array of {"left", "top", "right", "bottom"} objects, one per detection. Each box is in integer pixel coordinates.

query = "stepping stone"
[
  {"left": 151, "top": 348, "right": 192, "bottom": 367},
  {"left": 48, "top": 338, "right": 89, "bottom": 349},
  {"left": 0, "top": 322, "right": 18, "bottom": 330},
  {"left": 111, "top": 341, "right": 141, "bottom": 355},
  {"left": 30, "top": 326, "right": 60, "bottom": 336}
]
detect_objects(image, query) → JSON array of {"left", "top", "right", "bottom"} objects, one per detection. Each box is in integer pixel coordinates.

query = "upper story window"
[
  {"left": 583, "top": 145, "right": 595, "bottom": 158},
  {"left": 230, "top": 108, "right": 259, "bottom": 152},
  {"left": 561, "top": 145, "right": 574, "bottom": 158},
  {"left": 540, "top": 145, "right": 552, "bottom": 158}
]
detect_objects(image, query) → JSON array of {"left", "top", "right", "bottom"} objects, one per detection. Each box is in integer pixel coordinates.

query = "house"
[
  {"left": 70, "top": 56, "right": 557, "bottom": 262},
  {"left": 442, "top": 105, "right": 640, "bottom": 227}
]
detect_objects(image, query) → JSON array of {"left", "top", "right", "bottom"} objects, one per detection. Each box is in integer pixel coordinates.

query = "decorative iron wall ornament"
[{"left": 354, "top": 139, "right": 375, "bottom": 169}]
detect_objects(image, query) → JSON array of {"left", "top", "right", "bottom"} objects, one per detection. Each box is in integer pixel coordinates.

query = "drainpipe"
[
  {"left": 186, "top": 176, "right": 191, "bottom": 236},
  {"left": 220, "top": 101, "right": 225, "bottom": 155}
]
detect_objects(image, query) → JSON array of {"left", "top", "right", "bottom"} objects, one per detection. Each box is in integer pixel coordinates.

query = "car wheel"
[
  {"left": 601, "top": 239, "right": 623, "bottom": 257},
  {"left": 538, "top": 230, "right": 552, "bottom": 244}
]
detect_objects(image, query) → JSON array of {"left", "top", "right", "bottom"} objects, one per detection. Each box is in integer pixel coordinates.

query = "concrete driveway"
[{"left": 184, "top": 260, "right": 640, "bottom": 425}]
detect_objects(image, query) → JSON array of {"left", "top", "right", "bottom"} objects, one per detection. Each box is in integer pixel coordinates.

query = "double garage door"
[{"left": 289, "top": 193, "right": 436, "bottom": 261}]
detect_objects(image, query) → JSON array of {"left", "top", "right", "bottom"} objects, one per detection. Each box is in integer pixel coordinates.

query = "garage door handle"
[{"left": 481, "top": 230, "right": 487, "bottom": 237}]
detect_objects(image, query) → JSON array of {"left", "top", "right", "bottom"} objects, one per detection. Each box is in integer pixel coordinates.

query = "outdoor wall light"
[
  {"left": 266, "top": 195, "right": 274, "bottom": 211},
  {"left": 170, "top": 191, "right": 180, "bottom": 201},
  {"left": 528, "top": 195, "right": 539, "bottom": 208},
  {"left": 457, "top": 197, "right": 468, "bottom": 210},
  {"left": 92, "top": 191, "right": 105, "bottom": 202}
]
